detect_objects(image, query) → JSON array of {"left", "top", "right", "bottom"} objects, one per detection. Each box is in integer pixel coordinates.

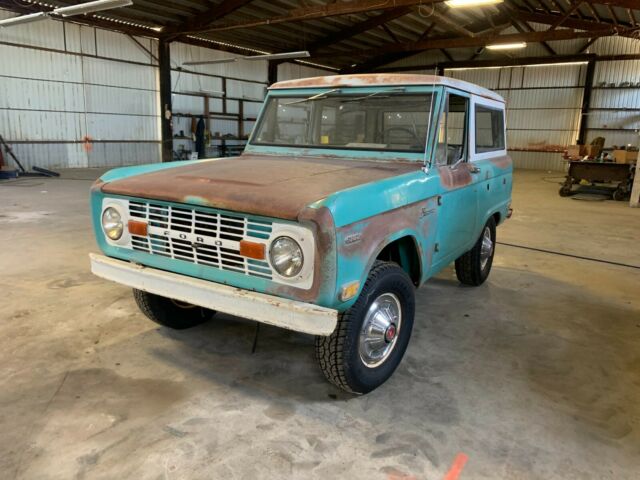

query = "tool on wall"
[{"left": 0, "top": 134, "right": 60, "bottom": 178}]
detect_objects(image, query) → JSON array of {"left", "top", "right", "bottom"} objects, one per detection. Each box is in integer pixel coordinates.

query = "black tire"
[
  {"left": 455, "top": 216, "right": 496, "bottom": 286},
  {"left": 559, "top": 185, "right": 572, "bottom": 197},
  {"left": 612, "top": 188, "right": 627, "bottom": 201},
  {"left": 315, "top": 261, "right": 415, "bottom": 394},
  {"left": 133, "top": 289, "right": 215, "bottom": 329}
]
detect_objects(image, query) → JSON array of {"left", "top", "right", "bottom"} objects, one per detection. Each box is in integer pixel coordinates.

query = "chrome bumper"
[{"left": 89, "top": 253, "right": 338, "bottom": 336}]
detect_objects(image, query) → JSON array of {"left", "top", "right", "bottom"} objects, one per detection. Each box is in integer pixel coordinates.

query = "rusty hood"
[{"left": 100, "top": 154, "right": 420, "bottom": 220}]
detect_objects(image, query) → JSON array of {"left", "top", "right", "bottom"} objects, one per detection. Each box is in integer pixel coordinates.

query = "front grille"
[{"left": 128, "top": 200, "right": 273, "bottom": 279}]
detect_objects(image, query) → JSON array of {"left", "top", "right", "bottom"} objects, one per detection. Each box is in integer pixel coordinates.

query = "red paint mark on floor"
[{"left": 443, "top": 453, "right": 468, "bottom": 480}]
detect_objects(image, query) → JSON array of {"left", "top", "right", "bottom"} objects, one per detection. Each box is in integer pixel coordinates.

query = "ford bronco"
[{"left": 90, "top": 74, "right": 512, "bottom": 393}]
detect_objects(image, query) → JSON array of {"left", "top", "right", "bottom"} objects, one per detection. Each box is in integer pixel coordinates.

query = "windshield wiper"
[
  {"left": 282, "top": 88, "right": 341, "bottom": 105},
  {"left": 340, "top": 86, "right": 406, "bottom": 103}
]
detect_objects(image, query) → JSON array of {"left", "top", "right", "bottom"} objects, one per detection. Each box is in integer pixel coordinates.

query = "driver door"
[{"left": 432, "top": 90, "right": 481, "bottom": 269}]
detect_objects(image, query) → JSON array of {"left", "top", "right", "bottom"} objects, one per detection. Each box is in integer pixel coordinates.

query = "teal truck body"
[{"left": 90, "top": 74, "right": 512, "bottom": 393}]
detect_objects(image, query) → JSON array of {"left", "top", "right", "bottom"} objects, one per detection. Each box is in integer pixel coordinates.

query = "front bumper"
[{"left": 90, "top": 253, "right": 338, "bottom": 336}]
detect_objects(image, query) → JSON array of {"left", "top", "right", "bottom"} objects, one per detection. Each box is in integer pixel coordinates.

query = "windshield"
[{"left": 251, "top": 91, "right": 435, "bottom": 153}]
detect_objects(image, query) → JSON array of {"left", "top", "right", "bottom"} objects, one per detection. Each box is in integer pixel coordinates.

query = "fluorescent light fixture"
[
  {"left": 0, "top": 11, "right": 48, "bottom": 27},
  {"left": 243, "top": 51, "right": 311, "bottom": 61},
  {"left": 183, "top": 50, "right": 311, "bottom": 66},
  {"left": 183, "top": 58, "right": 238, "bottom": 66},
  {"left": 486, "top": 42, "right": 527, "bottom": 50},
  {"left": 446, "top": 0, "right": 503, "bottom": 7},
  {"left": 54, "top": 0, "right": 133, "bottom": 17}
]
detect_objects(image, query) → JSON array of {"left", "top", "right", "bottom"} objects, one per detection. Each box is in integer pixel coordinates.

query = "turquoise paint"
[{"left": 92, "top": 83, "right": 512, "bottom": 314}]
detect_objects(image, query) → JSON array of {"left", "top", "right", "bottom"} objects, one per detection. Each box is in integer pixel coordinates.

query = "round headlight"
[
  {"left": 269, "top": 236, "right": 303, "bottom": 278},
  {"left": 102, "top": 207, "right": 124, "bottom": 240}
]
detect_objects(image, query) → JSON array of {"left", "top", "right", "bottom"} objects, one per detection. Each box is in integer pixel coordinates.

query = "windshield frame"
[{"left": 246, "top": 85, "right": 443, "bottom": 163}]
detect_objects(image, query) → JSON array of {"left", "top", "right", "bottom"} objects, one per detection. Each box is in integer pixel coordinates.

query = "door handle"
[{"left": 469, "top": 165, "right": 481, "bottom": 174}]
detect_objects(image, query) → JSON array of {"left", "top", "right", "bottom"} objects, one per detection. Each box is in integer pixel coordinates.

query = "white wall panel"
[
  {"left": 171, "top": 71, "right": 223, "bottom": 95},
  {"left": 172, "top": 94, "right": 206, "bottom": 116},
  {"left": 0, "top": 109, "right": 85, "bottom": 141},
  {"left": 277, "top": 63, "right": 333, "bottom": 81},
  {"left": 510, "top": 151, "right": 565, "bottom": 171},
  {"left": 592, "top": 36, "right": 640, "bottom": 56},
  {"left": 0, "top": 44, "right": 83, "bottom": 82},
  {"left": 0, "top": 76, "right": 84, "bottom": 111},
  {"left": 81, "top": 56, "right": 157, "bottom": 89},
  {"left": 87, "top": 113, "right": 158, "bottom": 141},
  {"left": 0, "top": 10, "right": 65, "bottom": 50},
  {"left": 594, "top": 60, "right": 640, "bottom": 86},
  {"left": 84, "top": 84, "right": 159, "bottom": 116},
  {"left": 0, "top": 7, "right": 160, "bottom": 169},
  {"left": 96, "top": 30, "right": 154, "bottom": 63}
]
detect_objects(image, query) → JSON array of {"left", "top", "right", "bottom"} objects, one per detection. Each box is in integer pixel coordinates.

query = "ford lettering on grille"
[{"left": 127, "top": 200, "right": 273, "bottom": 279}]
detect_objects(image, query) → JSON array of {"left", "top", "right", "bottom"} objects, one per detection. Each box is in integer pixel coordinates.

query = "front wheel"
[
  {"left": 455, "top": 217, "right": 496, "bottom": 286},
  {"left": 315, "top": 261, "right": 415, "bottom": 394},
  {"left": 133, "top": 289, "right": 216, "bottom": 329}
]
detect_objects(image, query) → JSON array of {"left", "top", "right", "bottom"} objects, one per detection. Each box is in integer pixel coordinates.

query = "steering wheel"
[{"left": 383, "top": 126, "right": 420, "bottom": 144}]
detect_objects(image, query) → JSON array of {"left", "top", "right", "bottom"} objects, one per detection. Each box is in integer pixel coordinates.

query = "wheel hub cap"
[
  {"left": 358, "top": 293, "right": 402, "bottom": 368},
  {"left": 480, "top": 226, "right": 494, "bottom": 271}
]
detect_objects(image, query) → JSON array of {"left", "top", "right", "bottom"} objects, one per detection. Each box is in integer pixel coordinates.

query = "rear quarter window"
[{"left": 475, "top": 105, "right": 505, "bottom": 154}]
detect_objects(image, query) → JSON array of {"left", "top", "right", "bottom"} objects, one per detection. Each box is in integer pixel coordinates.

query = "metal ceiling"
[{"left": 1, "top": 0, "right": 639, "bottom": 71}]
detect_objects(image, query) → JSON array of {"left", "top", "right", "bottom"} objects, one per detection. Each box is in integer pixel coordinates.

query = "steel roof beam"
[
  {"left": 313, "top": 26, "right": 630, "bottom": 59},
  {"left": 181, "top": 0, "right": 443, "bottom": 35}
]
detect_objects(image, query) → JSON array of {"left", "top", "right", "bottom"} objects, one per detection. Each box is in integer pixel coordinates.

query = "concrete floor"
[{"left": 1, "top": 169, "right": 639, "bottom": 479}]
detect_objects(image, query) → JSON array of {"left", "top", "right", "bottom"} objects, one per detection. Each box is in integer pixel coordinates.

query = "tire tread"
[{"left": 315, "top": 260, "right": 402, "bottom": 393}]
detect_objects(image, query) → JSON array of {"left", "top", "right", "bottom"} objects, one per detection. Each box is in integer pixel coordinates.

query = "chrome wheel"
[
  {"left": 480, "top": 226, "right": 493, "bottom": 270},
  {"left": 358, "top": 293, "right": 402, "bottom": 368}
]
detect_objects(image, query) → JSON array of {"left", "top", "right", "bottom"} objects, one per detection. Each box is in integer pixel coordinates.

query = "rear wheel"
[
  {"left": 559, "top": 185, "right": 572, "bottom": 197},
  {"left": 315, "top": 261, "right": 415, "bottom": 394},
  {"left": 133, "top": 289, "right": 215, "bottom": 329},
  {"left": 455, "top": 217, "right": 496, "bottom": 286},
  {"left": 612, "top": 188, "right": 627, "bottom": 201}
]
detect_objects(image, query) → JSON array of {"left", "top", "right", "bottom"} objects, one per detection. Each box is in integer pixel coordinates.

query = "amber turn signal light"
[
  {"left": 239, "top": 240, "right": 266, "bottom": 260},
  {"left": 127, "top": 220, "right": 148, "bottom": 236}
]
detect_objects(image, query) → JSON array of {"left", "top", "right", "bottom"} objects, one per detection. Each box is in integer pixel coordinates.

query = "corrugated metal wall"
[
  {"left": 394, "top": 36, "right": 640, "bottom": 171},
  {"left": 587, "top": 37, "right": 640, "bottom": 149},
  {"left": 447, "top": 64, "right": 586, "bottom": 171},
  {"left": 0, "top": 9, "right": 161, "bottom": 170},
  {"left": 277, "top": 63, "right": 333, "bottom": 81}
]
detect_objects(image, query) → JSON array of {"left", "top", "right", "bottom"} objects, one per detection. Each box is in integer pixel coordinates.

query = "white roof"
[{"left": 270, "top": 73, "right": 504, "bottom": 103}]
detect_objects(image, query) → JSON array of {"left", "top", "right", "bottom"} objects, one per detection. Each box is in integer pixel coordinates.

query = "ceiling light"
[
  {"left": 54, "top": 0, "right": 133, "bottom": 17},
  {"left": 446, "top": 0, "right": 503, "bottom": 7},
  {"left": 183, "top": 58, "right": 238, "bottom": 66},
  {"left": 0, "top": 11, "right": 49, "bottom": 27},
  {"left": 486, "top": 42, "right": 527, "bottom": 50},
  {"left": 243, "top": 51, "right": 310, "bottom": 61}
]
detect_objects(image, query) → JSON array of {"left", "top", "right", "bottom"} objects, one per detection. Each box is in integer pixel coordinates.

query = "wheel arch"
[{"left": 374, "top": 233, "right": 423, "bottom": 286}]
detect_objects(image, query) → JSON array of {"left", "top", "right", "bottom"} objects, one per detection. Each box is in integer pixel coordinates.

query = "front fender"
[{"left": 333, "top": 197, "right": 438, "bottom": 311}]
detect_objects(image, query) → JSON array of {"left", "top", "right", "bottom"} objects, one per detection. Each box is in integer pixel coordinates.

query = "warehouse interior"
[{"left": 1, "top": 1, "right": 639, "bottom": 479}]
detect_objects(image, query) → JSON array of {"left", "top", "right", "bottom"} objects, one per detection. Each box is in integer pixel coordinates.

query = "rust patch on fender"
[
  {"left": 437, "top": 164, "right": 473, "bottom": 190},
  {"left": 337, "top": 197, "right": 438, "bottom": 282},
  {"left": 489, "top": 155, "right": 512, "bottom": 170}
]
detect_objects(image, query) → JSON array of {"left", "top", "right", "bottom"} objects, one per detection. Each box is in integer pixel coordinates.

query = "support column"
[
  {"left": 159, "top": 38, "right": 173, "bottom": 163},
  {"left": 577, "top": 60, "right": 595, "bottom": 145},
  {"left": 268, "top": 60, "right": 279, "bottom": 86}
]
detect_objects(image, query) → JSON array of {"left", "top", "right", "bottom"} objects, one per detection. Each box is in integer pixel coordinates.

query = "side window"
[
  {"left": 435, "top": 93, "right": 469, "bottom": 166},
  {"left": 475, "top": 105, "right": 505, "bottom": 153}
]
